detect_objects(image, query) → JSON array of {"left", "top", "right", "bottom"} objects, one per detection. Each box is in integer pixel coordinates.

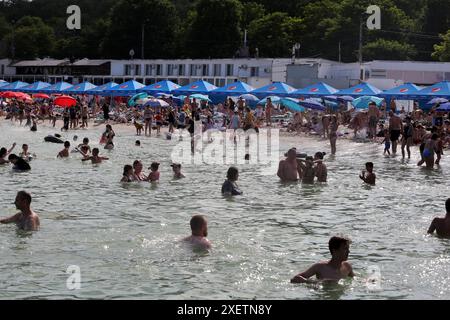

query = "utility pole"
[
  {"left": 141, "top": 22, "right": 145, "bottom": 60},
  {"left": 359, "top": 17, "right": 363, "bottom": 81},
  {"left": 338, "top": 41, "right": 341, "bottom": 63}
]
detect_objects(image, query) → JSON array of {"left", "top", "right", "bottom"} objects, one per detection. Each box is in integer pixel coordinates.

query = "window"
[
  {"left": 202, "top": 64, "right": 209, "bottom": 76},
  {"left": 124, "top": 65, "right": 132, "bottom": 76},
  {"left": 134, "top": 65, "right": 141, "bottom": 76},
  {"left": 226, "top": 64, "right": 234, "bottom": 76},
  {"left": 190, "top": 64, "right": 196, "bottom": 76},
  {"left": 215, "top": 79, "right": 225, "bottom": 87},
  {"left": 145, "top": 65, "right": 152, "bottom": 76},
  {"left": 250, "top": 67, "right": 259, "bottom": 77},
  {"left": 178, "top": 64, "right": 185, "bottom": 76},
  {"left": 167, "top": 64, "right": 175, "bottom": 76},
  {"left": 156, "top": 64, "right": 162, "bottom": 76},
  {"left": 213, "top": 64, "right": 222, "bottom": 77},
  {"left": 1, "top": 65, "right": 4, "bottom": 75}
]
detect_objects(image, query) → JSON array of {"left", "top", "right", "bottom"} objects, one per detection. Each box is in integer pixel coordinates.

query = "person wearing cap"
[
  {"left": 147, "top": 162, "right": 160, "bottom": 182},
  {"left": 171, "top": 163, "right": 185, "bottom": 179},
  {"left": 277, "top": 148, "right": 301, "bottom": 182}
]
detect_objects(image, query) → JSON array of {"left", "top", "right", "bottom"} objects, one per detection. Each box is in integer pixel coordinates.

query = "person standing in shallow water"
[
  {"left": 0, "top": 191, "right": 40, "bottom": 232},
  {"left": 329, "top": 115, "right": 339, "bottom": 155},
  {"left": 221, "top": 167, "right": 242, "bottom": 196},
  {"left": 428, "top": 198, "right": 450, "bottom": 238}
]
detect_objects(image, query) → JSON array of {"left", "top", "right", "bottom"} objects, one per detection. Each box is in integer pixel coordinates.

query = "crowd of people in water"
[{"left": 1, "top": 93, "right": 450, "bottom": 284}]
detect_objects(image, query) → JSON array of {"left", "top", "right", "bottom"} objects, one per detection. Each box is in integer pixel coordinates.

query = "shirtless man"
[
  {"left": 389, "top": 111, "right": 403, "bottom": 155},
  {"left": 401, "top": 117, "right": 414, "bottom": 159},
  {"left": 367, "top": 102, "right": 380, "bottom": 139},
  {"left": 57, "top": 141, "right": 70, "bottom": 158},
  {"left": 0, "top": 191, "right": 40, "bottom": 231},
  {"left": 81, "top": 148, "right": 109, "bottom": 164},
  {"left": 427, "top": 198, "right": 450, "bottom": 238},
  {"left": 291, "top": 236, "right": 354, "bottom": 283},
  {"left": 183, "top": 215, "right": 211, "bottom": 250},
  {"left": 359, "top": 162, "right": 376, "bottom": 185},
  {"left": 277, "top": 148, "right": 301, "bottom": 182}
]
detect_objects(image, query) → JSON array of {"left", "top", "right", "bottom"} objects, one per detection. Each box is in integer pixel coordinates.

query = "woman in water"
[
  {"left": 329, "top": 115, "right": 339, "bottom": 155},
  {"left": 121, "top": 165, "right": 134, "bottom": 182},
  {"left": 101, "top": 124, "right": 115, "bottom": 150},
  {"left": 221, "top": 167, "right": 242, "bottom": 196}
]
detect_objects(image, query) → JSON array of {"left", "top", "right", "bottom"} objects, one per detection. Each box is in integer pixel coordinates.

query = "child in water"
[
  {"left": 360, "top": 162, "right": 376, "bottom": 185},
  {"left": 298, "top": 156, "right": 315, "bottom": 184},
  {"left": 382, "top": 129, "right": 391, "bottom": 156}
]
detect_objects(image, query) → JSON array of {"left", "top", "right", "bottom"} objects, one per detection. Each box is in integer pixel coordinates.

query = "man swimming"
[
  {"left": 0, "top": 191, "right": 40, "bottom": 231},
  {"left": 291, "top": 236, "right": 354, "bottom": 283},
  {"left": 183, "top": 215, "right": 211, "bottom": 250},
  {"left": 277, "top": 148, "right": 301, "bottom": 182},
  {"left": 427, "top": 198, "right": 450, "bottom": 238}
]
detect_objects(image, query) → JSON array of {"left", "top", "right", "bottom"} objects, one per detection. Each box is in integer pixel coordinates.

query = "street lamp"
[{"left": 129, "top": 49, "right": 135, "bottom": 60}]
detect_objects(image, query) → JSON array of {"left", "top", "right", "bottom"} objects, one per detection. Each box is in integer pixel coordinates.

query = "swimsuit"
[{"left": 390, "top": 129, "right": 401, "bottom": 142}]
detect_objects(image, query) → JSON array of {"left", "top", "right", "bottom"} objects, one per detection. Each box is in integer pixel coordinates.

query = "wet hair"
[
  {"left": 135, "top": 140, "right": 141, "bottom": 146},
  {"left": 64, "top": 141, "right": 70, "bottom": 148},
  {"left": 329, "top": 236, "right": 350, "bottom": 255},
  {"left": 83, "top": 138, "right": 89, "bottom": 144},
  {"left": 106, "top": 124, "right": 112, "bottom": 130},
  {"left": 190, "top": 215, "right": 207, "bottom": 232},
  {"left": 123, "top": 164, "right": 133, "bottom": 176},
  {"left": 17, "top": 191, "right": 32, "bottom": 205},
  {"left": 22, "top": 144, "right": 28, "bottom": 149},
  {"left": 365, "top": 162, "right": 374, "bottom": 170},
  {"left": 133, "top": 160, "right": 142, "bottom": 168},
  {"left": 8, "top": 154, "right": 18, "bottom": 161},
  {"left": 314, "top": 152, "right": 326, "bottom": 160},
  {"left": 150, "top": 162, "right": 160, "bottom": 170},
  {"left": 446, "top": 198, "right": 450, "bottom": 213},
  {"left": 92, "top": 148, "right": 99, "bottom": 155},
  {"left": 244, "top": 154, "right": 250, "bottom": 160},
  {"left": 226, "top": 166, "right": 239, "bottom": 180},
  {"left": 0, "top": 148, "right": 7, "bottom": 157}
]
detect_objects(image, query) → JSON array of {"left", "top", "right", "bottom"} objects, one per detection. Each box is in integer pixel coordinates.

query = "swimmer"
[
  {"left": 57, "top": 141, "right": 71, "bottom": 158},
  {"left": 427, "top": 198, "right": 450, "bottom": 238},
  {"left": 147, "top": 162, "right": 160, "bottom": 182},
  {"left": 73, "top": 135, "right": 78, "bottom": 142},
  {"left": 132, "top": 160, "right": 147, "bottom": 181},
  {"left": 298, "top": 156, "right": 315, "bottom": 184},
  {"left": 19, "top": 144, "right": 35, "bottom": 162},
  {"left": 171, "top": 163, "right": 185, "bottom": 179},
  {"left": 0, "top": 143, "right": 16, "bottom": 165},
  {"left": 121, "top": 164, "right": 134, "bottom": 183},
  {"left": 183, "top": 215, "right": 211, "bottom": 250},
  {"left": 8, "top": 154, "right": 31, "bottom": 171},
  {"left": 77, "top": 138, "right": 91, "bottom": 156},
  {"left": 0, "top": 191, "right": 40, "bottom": 231},
  {"left": 359, "top": 162, "right": 376, "bottom": 186},
  {"left": 81, "top": 148, "right": 109, "bottom": 164},
  {"left": 135, "top": 140, "right": 141, "bottom": 147},
  {"left": 291, "top": 236, "right": 354, "bottom": 283},
  {"left": 277, "top": 148, "right": 301, "bottom": 182},
  {"left": 221, "top": 166, "right": 242, "bottom": 196},
  {"left": 314, "top": 152, "right": 327, "bottom": 183}
]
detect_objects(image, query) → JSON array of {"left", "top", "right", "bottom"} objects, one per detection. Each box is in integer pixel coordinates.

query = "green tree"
[
  {"left": 101, "top": 0, "right": 177, "bottom": 59},
  {"left": 185, "top": 0, "right": 243, "bottom": 58},
  {"left": 432, "top": 30, "right": 450, "bottom": 62},
  {"left": 248, "top": 12, "right": 304, "bottom": 57},
  {"left": 3, "top": 16, "right": 55, "bottom": 59},
  {"left": 240, "top": 2, "right": 265, "bottom": 29},
  {"left": 363, "top": 39, "right": 417, "bottom": 60}
]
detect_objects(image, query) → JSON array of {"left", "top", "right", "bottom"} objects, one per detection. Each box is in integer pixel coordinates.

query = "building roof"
[
  {"left": 11, "top": 59, "right": 70, "bottom": 67},
  {"left": 72, "top": 59, "right": 111, "bottom": 66}
]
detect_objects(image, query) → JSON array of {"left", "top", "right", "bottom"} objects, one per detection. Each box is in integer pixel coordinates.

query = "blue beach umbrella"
[
  {"left": 336, "top": 83, "right": 382, "bottom": 97},
  {"left": 190, "top": 93, "right": 212, "bottom": 102},
  {"left": 128, "top": 92, "right": 149, "bottom": 107},
  {"left": 292, "top": 82, "right": 338, "bottom": 97},
  {"left": 85, "top": 81, "right": 119, "bottom": 95},
  {"left": 297, "top": 99, "right": 326, "bottom": 111},
  {"left": 40, "top": 81, "right": 73, "bottom": 94},
  {"left": 427, "top": 98, "right": 448, "bottom": 105},
  {"left": 138, "top": 80, "right": 180, "bottom": 94},
  {"left": 436, "top": 102, "right": 450, "bottom": 112},
  {"left": 257, "top": 96, "right": 281, "bottom": 105},
  {"left": 351, "top": 96, "right": 384, "bottom": 109},
  {"left": 0, "top": 81, "right": 29, "bottom": 92},
  {"left": 18, "top": 81, "right": 51, "bottom": 93},
  {"left": 63, "top": 82, "right": 97, "bottom": 95},
  {"left": 280, "top": 98, "right": 306, "bottom": 112}
]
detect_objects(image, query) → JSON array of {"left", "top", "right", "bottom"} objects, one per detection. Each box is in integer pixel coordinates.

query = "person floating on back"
[
  {"left": 183, "top": 215, "right": 211, "bottom": 250},
  {"left": 359, "top": 162, "right": 376, "bottom": 186},
  {"left": 427, "top": 198, "right": 450, "bottom": 238},
  {"left": 0, "top": 191, "right": 40, "bottom": 231},
  {"left": 291, "top": 236, "right": 354, "bottom": 283}
]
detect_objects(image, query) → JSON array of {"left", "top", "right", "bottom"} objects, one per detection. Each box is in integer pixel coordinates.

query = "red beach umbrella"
[
  {"left": 33, "top": 93, "right": 50, "bottom": 99},
  {"left": 1, "top": 91, "right": 22, "bottom": 99},
  {"left": 16, "top": 93, "right": 32, "bottom": 101},
  {"left": 54, "top": 95, "right": 77, "bottom": 108}
]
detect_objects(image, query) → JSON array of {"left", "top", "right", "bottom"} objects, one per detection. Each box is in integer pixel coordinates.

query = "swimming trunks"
[
  {"left": 423, "top": 149, "right": 433, "bottom": 158},
  {"left": 390, "top": 130, "right": 401, "bottom": 142}
]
